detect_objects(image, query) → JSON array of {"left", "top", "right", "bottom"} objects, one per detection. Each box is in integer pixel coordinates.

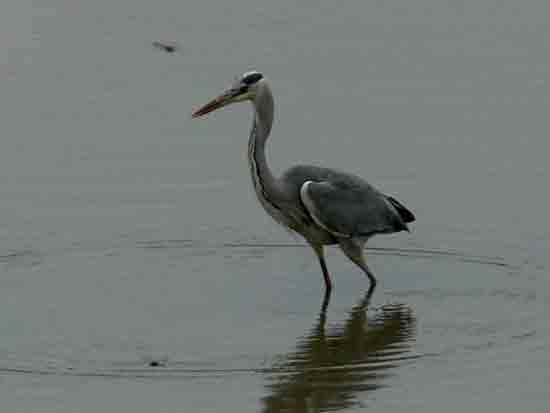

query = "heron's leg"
[
  {"left": 311, "top": 243, "right": 333, "bottom": 292},
  {"left": 338, "top": 238, "right": 377, "bottom": 288},
  {"left": 320, "top": 287, "right": 332, "bottom": 313}
]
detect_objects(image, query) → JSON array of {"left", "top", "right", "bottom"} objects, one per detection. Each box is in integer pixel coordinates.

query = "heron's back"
[{"left": 281, "top": 165, "right": 414, "bottom": 237}]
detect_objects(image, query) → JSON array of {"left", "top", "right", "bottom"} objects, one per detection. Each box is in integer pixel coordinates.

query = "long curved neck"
[{"left": 247, "top": 84, "right": 283, "bottom": 209}]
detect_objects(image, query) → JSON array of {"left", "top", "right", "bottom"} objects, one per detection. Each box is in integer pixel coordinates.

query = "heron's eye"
[{"left": 242, "top": 72, "right": 263, "bottom": 85}]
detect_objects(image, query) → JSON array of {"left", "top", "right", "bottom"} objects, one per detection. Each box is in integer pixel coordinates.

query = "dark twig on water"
[{"left": 153, "top": 40, "right": 179, "bottom": 54}]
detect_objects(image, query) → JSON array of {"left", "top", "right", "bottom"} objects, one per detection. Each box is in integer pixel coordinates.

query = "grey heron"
[{"left": 192, "top": 71, "right": 415, "bottom": 292}]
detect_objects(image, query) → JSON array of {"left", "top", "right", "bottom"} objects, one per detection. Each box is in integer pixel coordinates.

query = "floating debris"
[
  {"left": 153, "top": 40, "right": 179, "bottom": 54},
  {"left": 148, "top": 360, "right": 166, "bottom": 367}
]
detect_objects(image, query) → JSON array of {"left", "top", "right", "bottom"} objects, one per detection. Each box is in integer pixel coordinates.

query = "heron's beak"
[{"left": 192, "top": 88, "right": 242, "bottom": 118}]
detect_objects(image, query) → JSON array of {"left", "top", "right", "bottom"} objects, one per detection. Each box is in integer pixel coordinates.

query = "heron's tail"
[{"left": 387, "top": 196, "right": 416, "bottom": 224}]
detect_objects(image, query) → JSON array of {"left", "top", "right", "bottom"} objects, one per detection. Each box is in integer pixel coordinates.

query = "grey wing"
[{"left": 299, "top": 179, "right": 408, "bottom": 238}]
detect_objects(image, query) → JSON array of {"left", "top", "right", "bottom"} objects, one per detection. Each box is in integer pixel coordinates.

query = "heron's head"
[{"left": 192, "top": 70, "right": 265, "bottom": 118}]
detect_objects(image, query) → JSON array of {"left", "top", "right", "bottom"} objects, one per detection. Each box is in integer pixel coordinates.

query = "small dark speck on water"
[
  {"left": 148, "top": 360, "right": 166, "bottom": 367},
  {"left": 512, "top": 330, "right": 537, "bottom": 340},
  {"left": 153, "top": 40, "right": 178, "bottom": 54}
]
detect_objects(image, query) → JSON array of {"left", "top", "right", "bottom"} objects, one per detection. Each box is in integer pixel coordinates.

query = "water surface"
[{"left": 0, "top": 0, "right": 549, "bottom": 411}]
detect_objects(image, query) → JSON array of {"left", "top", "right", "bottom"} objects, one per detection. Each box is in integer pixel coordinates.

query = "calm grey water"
[{"left": 1, "top": 0, "right": 549, "bottom": 411}]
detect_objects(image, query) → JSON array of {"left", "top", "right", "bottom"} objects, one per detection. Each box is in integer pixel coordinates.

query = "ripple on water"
[
  {"left": 0, "top": 295, "right": 418, "bottom": 413},
  {"left": 0, "top": 239, "right": 520, "bottom": 413}
]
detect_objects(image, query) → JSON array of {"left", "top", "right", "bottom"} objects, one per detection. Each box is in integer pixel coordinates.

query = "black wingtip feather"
[{"left": 387, "top": 196, "right": 416, "bottom": 224}]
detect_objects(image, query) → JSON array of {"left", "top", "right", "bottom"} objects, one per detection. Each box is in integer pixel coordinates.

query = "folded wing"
[{"left": 300, "top": 179, "right": 411, "bottom": 238}]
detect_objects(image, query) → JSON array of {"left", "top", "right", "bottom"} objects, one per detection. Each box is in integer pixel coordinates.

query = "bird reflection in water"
[{"left": 262, "top": 290, "right": 416, "bottom": 412}]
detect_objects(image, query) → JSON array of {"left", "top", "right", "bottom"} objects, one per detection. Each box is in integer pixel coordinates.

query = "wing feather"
[{"left": 299, "top": 178, "right": 407, "bottom": 238}]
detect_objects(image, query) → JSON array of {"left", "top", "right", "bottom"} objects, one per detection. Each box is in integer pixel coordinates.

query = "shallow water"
[{"left": 1, "top": 0, "right": 549, "bottom": 411}]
